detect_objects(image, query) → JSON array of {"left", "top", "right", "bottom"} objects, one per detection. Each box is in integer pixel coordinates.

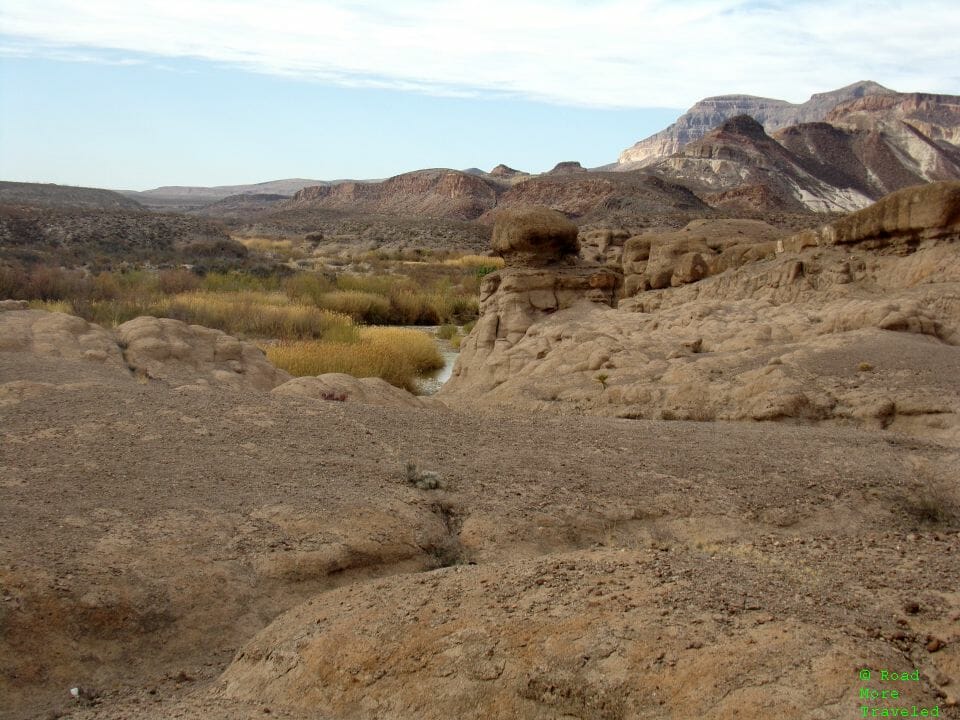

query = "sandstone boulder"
[
  {"left": 116, "top": 316, "right": 290, "bottom": 391},
  {"left": 0, "top": 309, "right": 124, "bottom": 365},
  {"left": 271, "top": 374, "right": 439, "bottom": 409},
  {"left": 491, "top": 206, "right": 579, "bottom": 266}
]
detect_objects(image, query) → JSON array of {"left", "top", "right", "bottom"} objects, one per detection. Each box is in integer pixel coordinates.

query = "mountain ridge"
[{"left": 618, "top": 81, "right": 896, "bottom": 167}]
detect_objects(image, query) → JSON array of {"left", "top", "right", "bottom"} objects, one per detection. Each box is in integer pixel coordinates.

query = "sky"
[{"left": 1, "top": 0, "right": 958, "bottom": 191}]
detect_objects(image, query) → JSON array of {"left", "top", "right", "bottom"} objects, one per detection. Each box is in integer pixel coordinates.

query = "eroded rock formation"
[
  {"left": 441, "top": 185, "right": 960, "bottom": 444},
  {"left": 445, "top": 206, "right": 620, "bottom": 395},
  {"left": 622, "top": 219, "right": 783, "bottom": 295},
  {"left": 0, "top": 309, "right": 124, "bottom": 366},
  {"left": 116, "top": 317, "right": 290, "bottom": 391}
]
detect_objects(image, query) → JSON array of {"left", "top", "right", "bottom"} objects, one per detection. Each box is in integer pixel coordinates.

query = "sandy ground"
[{"left": 2, "top": 349, "right": 959, "bottom": 719}]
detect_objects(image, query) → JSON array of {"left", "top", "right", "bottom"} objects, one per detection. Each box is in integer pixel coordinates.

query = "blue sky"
[{"left": 1, "top": 0, "right": 958, "bottom": 191}]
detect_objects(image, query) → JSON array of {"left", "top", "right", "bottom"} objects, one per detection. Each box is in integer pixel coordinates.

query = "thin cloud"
[{"left": 1, "top": 0, "right": 958, "bottom": 107}]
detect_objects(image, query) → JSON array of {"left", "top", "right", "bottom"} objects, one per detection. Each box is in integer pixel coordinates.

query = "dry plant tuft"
[
  {"left": 898, "top": 457, "right": 960, "bottom": 528},
  {"left": 265, "top": 326, "right": 441, "bottom": 391},
  {"left": 159, "top": 291, "right": 356, "bottom": 340}
]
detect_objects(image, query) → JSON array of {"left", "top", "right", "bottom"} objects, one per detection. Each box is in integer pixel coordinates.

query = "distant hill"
[
  {"left": 122, "top": 179, "right": 328, "bottom": 211},
  {"left": 279, "top": 167, "right": 713, "bottom": 228},
  {"left": 0, "top": 181, "right": 144, "bottom": 211},
  {"left": 285, "top": 169, "right": 501, "bottom": 221},
  {"left": 645, "top": 116, "right": 873, "bottom": 213},
  {"left": 615, "top": 83, "right": 960, "bottom": 213},
  {"left": 618, "top": 81, "right": 895, "bottom": 167},
  {"left": 0, "top": 204, "right": 243, "bottom": 268},
  {"left": 191, "top": 193, "right": 289, "bottom": 221}
]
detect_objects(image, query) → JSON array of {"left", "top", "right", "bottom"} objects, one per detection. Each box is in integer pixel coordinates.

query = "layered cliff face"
[
  {"left": 773, "top": 122, "right": 932, "bottom": 201},
  {"left": 827, "top": 92, "right": 960, "bottom": 148},
  {"left": 616, "top": 84, "right": 960, "bottom": 215},
  {"left": 441, "top": 183, "right": 960, "bottom": 445},
  {"left": 648, "top": 113, "right": 960, "bottom": 214},
  {"left": 618, "top": 81, "right": 894, "bottom": 167},
  {"left": 647, "top": 116, "right": 877, "bottom": 213}
]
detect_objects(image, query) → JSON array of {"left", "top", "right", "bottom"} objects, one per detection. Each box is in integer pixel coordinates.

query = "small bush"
[
  {"left": 283, "top": 273, "right": 334, "bottom": 304},
  {"left": 904, "top": 481, "right": 960, "bottom": 527},
  {"left": 158, "top": 268, "right": 200, "bottom": 295},
  {"left": 359, "top": 327, "right": 444, "bottom": 374},
  {"left": 858, "top": 361, "right": 874, "bottom": 372},
  {"left": 405, "top": 461, "right": 442, "bottom": 490},
  {"left": 182, "top": 238, "right": 248, "bottom": 259},
  {"left": 91, "top": 272, "right": 122, "bottom": 300},
  {"left": 0, "top": 264, "right": 26, "bottom": 299},
  {"left": 22, "top": 266, "right": 84, "bottom": 300},
  {"left": 437, "top": 324, "right": 458, "bottom": 340}
]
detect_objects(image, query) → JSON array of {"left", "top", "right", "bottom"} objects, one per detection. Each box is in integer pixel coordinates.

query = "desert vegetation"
[
  {"left": 266, "top": 328, "right": 444, "bottom": 392},
  {"left": 1, "top": 249, "right": 492, "bottom": 389}
]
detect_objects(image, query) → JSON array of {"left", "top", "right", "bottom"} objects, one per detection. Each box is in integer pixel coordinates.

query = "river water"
[
  {"left": 415, "top": 344, "right": 458, "bottom": 395},
  {"left": 409, "top": 327, "right": 460, "bottom": 396}
]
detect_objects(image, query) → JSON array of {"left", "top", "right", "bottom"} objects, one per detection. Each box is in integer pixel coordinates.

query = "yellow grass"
[
  {"left": 27, "top": 299, "right": 74, "bottom": 314},
  {"left": 265, "top": 327, "right": 443, "bottom": 391},
  {"left": 443, "top": 254, "right": 505, "bottom": 269},
  {"left": 240, "top": 237, "right": 294, "bottom": 253},
  {"left": 358, "top": 327, "right": 444, "bottom": 373},
  {"left": 283, "top": 273, "right": 334, "bottom": 304},
  {"left": 238, "top": 237, "right": 306, "bottom": 260},
  {"left": 158, "top": 291, "right": 357, "bottom": 340},
  {"left": 316, "top": 290, "right": 392, "bottom": 323}
]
